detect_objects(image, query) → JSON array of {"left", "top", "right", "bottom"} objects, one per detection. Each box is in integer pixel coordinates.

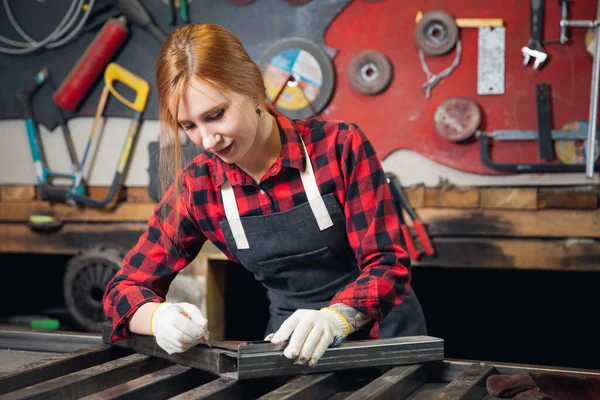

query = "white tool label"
[{"left": 478, "top": 26, "right": 505, "bottom": 95}]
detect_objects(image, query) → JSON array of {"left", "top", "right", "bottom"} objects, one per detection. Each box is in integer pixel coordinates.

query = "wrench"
[{"left": 522, "top": 0, "right": 548, "bottom": 69}]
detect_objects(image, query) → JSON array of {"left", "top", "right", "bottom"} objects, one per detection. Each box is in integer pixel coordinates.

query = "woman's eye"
[
  {"left": 208, "top": 108, "right": 225, "bottom": 121},
  {"left": 184, "top": 123, "right": 195, "bottom": 131}
]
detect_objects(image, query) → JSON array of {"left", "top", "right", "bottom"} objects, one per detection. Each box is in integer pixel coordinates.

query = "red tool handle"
[
  {"left": 400, "top": 225, "right": 420, "bottom": 260},
  {"left": 413, "top": 220, "right": 435, "bottom": 256}
]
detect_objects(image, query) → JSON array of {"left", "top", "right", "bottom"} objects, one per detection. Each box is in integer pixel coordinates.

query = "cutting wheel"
[
  {"left": 555, "top": 120, "right": 599, "bottom": 165},
  {"left": 260, "top": 37, "right": 335, "bottom": 119},
  {"left": 585, "top": 28, "right": 596, "bottom": 58},
  {"left": 433, "top": 96, "right": 481, "bottom": 142},
  {"left": 348, "top": 50, "right": 393, "bottom": 95},
  {"left": 414, "top": 10, "right": 459, "bottom": 56}
]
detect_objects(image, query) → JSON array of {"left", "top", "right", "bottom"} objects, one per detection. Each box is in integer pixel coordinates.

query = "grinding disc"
[
  {"left": 284, "top": 0, "right": 312, "bottom": 5},
  {"left": 555, "top": 120, "right": 599, "bottom": 165},
  {"left": 348, "top": 50, "right": 393, "bottom": 95},
  {"left": 414, "top": 10, "right": 459, "bottom": 56},
  {"left": 585, "top": 28, "right": 595, "bottom": 58},
  {"left": 433, "top": 97, "right": 481, "bottom": 142},
  {"left": 260, "top": 37, "right": 335, "bottom": 120}
]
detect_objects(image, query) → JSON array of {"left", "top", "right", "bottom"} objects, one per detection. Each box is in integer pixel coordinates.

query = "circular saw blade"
[
  {"left": 555, "top": 120, "right": 600, "bottom": 165},
  {"left": 260, "top": 37, "right": 335, "bottom": 120}
]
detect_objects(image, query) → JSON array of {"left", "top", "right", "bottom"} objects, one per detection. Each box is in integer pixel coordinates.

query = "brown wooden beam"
[
  {"left": 414, "top": 208, "right": 600, "bottom": 238},
  {"left": 414, "top": 237, "right": 600, "bottom": 270}
]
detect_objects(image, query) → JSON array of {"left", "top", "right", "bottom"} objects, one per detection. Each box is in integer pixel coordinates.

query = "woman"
[{"left": 102, "top": 23, "right": 426, "bottom": 367}]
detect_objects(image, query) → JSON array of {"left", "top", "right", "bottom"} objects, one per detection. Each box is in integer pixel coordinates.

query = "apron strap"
[
  {"left": 299, "top": 140, "right": 334, "bottom": 231},
  {"left": 220, "top": 136, "right": 333, "bottom": 250},
  {"left": 221, "top": 181, "right": 250, "bottom": 250}
]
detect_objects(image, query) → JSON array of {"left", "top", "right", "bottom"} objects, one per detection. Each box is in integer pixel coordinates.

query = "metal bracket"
[{"left": 478, "top": 26, "right": 505, "bottom": 95}]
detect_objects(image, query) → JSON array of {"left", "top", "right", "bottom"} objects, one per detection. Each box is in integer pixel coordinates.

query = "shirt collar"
[{"left": 211, "top": 104, "right": 306, "bottom": 188}]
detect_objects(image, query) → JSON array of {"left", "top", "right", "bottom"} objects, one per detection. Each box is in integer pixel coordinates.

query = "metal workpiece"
[
  {"left": 344, "top": 364, "right": 427, "bottom": 400},
  {"left": 0, "top": 327, "right": 102, "bottom": 353},
  {"left": 235, "top": 335, "right": 444, "bottom": 380},
  {"left": 100, "top": 323, "right": 444, "bottom": 380}
]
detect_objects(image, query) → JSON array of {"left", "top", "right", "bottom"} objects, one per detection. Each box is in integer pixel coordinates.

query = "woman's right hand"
[{"left": 150, "top": 302, "right": 209, "bottom": 354}]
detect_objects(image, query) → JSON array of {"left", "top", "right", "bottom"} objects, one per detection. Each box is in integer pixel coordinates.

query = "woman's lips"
[{"left": 216, "top": 142, "right": 233, "bottom": 156}]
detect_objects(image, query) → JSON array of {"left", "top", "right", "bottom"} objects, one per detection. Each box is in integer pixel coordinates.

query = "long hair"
[{"left": 155, "top": 23, "right": 266, "bottom": 226}]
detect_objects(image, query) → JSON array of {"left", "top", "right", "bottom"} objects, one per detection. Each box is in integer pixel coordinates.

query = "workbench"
[{"left": 1, "top": 326, "right": 598, "bottom": 399}]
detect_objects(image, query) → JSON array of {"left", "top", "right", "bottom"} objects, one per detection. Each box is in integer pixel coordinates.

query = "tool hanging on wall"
[
  {"left": 478, "top": 83, "right": 599, "bottom": 173},
  {"left": 433, "top": 96, "right": 482, "bottom": 143},
  {"left": 167, "top": 0, "right": 189, "bottom": 25},
  {"left": 347, "top": 50, "right": 393, "bottom": 95},
  {"left": 385, "top": 173, "right": 435, "bottom": 260},
  {"left": 414, "top": 10, "right": 461, "bottom": 99},
  {"left": 522, "top": 0, "right": 548, "bottom": 70},
  {"left": 478, "top": 26, "right": 506, "bottom": 95},
  {"left": 18, "top": 63, "right": 150, "bottom": 209},
  {"left": 260, "top": 38, "right": 335, "bottom": 119},
  {"left": 53, "top": 16, "right": 129, "bottom": 113}
]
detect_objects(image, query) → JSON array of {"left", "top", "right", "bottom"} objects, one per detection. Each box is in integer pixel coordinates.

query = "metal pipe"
[
  {"left": 560, "top": 1, "right": 569, "bottom": 43},
  {"left": 586, "top": 1, "right": 600, "bottom": 178},
  {"left": 560, "top": 20, "right": 597, "bottom": 28}
]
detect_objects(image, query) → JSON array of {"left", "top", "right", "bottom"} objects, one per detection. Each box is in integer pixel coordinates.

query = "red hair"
[{"left": 155, "top": 23, "right": 266, "bottom": 223}]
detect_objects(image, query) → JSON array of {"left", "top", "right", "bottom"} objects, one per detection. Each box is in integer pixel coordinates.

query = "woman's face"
[{"left": 177, "top": 77, "right": 260, "bottom": 164}]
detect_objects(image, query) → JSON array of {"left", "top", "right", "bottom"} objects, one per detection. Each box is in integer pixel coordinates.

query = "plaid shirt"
[{"left": 103, "top": 106, "right": 411, "bottom": 342}]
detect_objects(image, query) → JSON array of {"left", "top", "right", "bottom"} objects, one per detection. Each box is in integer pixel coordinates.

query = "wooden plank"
[
  {"left": 413, "top": 237, "right": 600, "bottom": 270},
  {"left": 414, "top": 208, "right": 600, "bottom": 238},
  {"left": 86, "top": 186, "right": 127, "bottom": 204},
  {"left": 0, "top": 185, "right": 36, "bottom": 202},
  {"left": 126, "top": 187, "right": 156, "bottom": 203},
  {"left": 0, "top": 201, "right": 156, "bottom": 222},
  {"left": 424, "top": 188, "right": 480, "bottom": 208},
  {"left": 0, "top": 223, "right": 147, "bottom": 254},
  {"left": 403, "top": 186, "right": 425, "bottom": 208},
  {"left": 538, "top": 188, "right": 598, "bottom": 209},
  {"left": 480, "top": 188, "right": 537, "bottom": 210}
]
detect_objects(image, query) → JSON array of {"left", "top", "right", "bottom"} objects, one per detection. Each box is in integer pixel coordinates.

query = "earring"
[{"left": 256, "top": 105, "right": 264, "bottom": 117}]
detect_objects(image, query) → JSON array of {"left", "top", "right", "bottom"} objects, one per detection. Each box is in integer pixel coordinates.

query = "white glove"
[
  {"left": 150, "top": 302, "right": 209, "bottom": 355},
  {"left": 268, "top": 308, "right": 349, "bottom": 367}
]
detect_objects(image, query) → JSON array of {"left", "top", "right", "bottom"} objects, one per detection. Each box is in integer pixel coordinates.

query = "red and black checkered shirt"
[{"left": 103, "top": 106, "right": 411, "bottom": 342}]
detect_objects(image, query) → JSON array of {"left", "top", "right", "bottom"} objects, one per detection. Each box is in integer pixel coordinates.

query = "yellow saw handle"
[{"left": 104, "top": 63, "right": 150, "bottom": 112}]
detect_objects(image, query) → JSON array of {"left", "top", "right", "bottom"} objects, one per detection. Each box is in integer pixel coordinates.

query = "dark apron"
[{"left": 218, "top": 138, "right": 426, "bottom": 338}]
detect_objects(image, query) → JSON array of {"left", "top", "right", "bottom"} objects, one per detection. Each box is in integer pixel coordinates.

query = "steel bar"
[
  {"left": 432, "top": 359, "right": 600, "bottom": 383},
  {"left": 0, "top": 344, "right": 132, "bottom": 395},
  {"left": 101, "top": 324, "right": 233, "bottom": 377},
  {"left": 343, "top": 364, "right": 427, "bottom": 400},
  {"left": 2, "top": 353, "right": 170, "bottom": 400},
  {"left": 102, "top": 323, "right": 444, "bottom": 380},
  {"left": 0, "top": 327, "right": 102, "bottom": 353},
  {"left": 586, "top": 0, "right": 600, "bottom": 178},
  {"left": 168, "top": 377, "right": 242, "bottom": 400},
  {"left": 235, "top": 335, "right": 444, "bottom": 380},
  {"left": 80, "top": 364, "right": 213, "bottom": 400},
  {"left": 433, "top": 363, "right": 495, "bottom": 399},
  {"left": 257, "top": 372, "right": 340, "bottom": 400}
]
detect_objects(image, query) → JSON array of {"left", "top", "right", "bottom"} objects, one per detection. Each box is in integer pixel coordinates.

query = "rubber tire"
[
  {"left": 63, "top": 244, "right": 125, "bottom": 332},
  {"left": 414, "top": 10, "right": 459, "bottom": 56},
  {"left": 348, "top": 50, "right": 393, "bottom": 95}
]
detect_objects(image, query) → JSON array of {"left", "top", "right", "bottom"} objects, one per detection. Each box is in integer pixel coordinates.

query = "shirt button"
[{"left": 259, "top": 189, "right": 265, "bottom": 195}]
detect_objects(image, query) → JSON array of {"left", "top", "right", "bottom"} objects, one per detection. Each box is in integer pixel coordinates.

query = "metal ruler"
[{"left": 478, "top": 26, "right": 505, "bottom": 95}]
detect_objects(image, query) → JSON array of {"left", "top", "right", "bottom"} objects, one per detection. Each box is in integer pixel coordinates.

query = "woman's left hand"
[{"left": 267, "top": 308, "right": 349, "bottom": 367}]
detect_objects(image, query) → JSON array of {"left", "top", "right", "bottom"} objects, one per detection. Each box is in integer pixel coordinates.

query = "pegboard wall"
[{"left": 0, "top": 0, "right": 598, "bottom": 177}]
